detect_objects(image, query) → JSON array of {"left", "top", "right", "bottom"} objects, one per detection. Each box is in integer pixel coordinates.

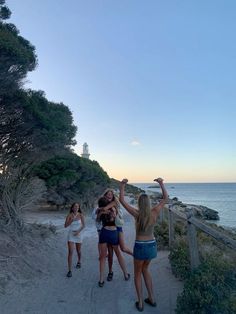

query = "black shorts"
[{"left": 99, "top": 228, "right": 119, "bottom": 245}]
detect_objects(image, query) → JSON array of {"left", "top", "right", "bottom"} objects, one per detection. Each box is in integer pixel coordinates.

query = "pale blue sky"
[{"left": 8, "top": 0, "right": 236, "bottom": 182}]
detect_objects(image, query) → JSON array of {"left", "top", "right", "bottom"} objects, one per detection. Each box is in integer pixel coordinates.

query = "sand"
[{"left": 0, "top": 209, "right": 183, "bottom": 314}]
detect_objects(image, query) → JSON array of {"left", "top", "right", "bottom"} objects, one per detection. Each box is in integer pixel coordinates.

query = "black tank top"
[{"left": 100, "top": 209, "right": 116, "bottom": 227}]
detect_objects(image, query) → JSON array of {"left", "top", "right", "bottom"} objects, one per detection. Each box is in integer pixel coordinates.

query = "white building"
[{"left": 81, "top": 142, "right": 90, "bottom": 159}]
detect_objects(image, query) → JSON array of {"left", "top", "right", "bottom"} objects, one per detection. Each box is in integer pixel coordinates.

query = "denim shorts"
[
  {"left": 99, "top": 228, "right": 119, "bottom": 245},
  {"left": 117, "top": 227, "right": 123, "bottom": 232},
  {"left": 133, "top": 239, "right": 157, "bottom": 260}
]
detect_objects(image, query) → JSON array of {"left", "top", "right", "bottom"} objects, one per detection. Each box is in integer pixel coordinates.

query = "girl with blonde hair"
[{"left": 119, "top": 178, "right": 168, "bottom": 312}]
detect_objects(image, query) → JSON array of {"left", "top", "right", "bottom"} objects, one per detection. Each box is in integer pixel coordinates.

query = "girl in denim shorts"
[{"left": 119, "top": 178, "right": 168, "bottom": 312}]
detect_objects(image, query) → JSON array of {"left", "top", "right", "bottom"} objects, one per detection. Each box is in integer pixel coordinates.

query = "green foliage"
[
  {"left": 0, "top": 1, "right": 78, "bottom": 232},
  {"left": 35, "top": 153, "right": 110, "bottom": 210},
  {"left": 0, "top": 90, "right": 77, "bottom": 166},
  {"left": 154, "top": 220, "right": 169, "bottom": 249},
  {"left": 0, "top": 1, "right": 11, "bottom": 20},
  {"left": 174, "top": 221, "right": 187, "bottom": 237},
  {"left": 154, "top": 220, "right": 187, "bottom": 250},
  {"left": 176, "top": 256, "right": 236, "bottom": 314},
  {"left": 167, "top": 221, "right": 236, "bottom": 313},
  {"left": 0, "top": 6, "right": 10, "bottom": 20},
  {"left": 169, "top": 239, "right": 191, "bottom": 280},
  {"left": 22, "top": 90, "right": 77, "bottom": 151},
  {"left": 0, "top": 22, "right": 37, "bottom": 94}
]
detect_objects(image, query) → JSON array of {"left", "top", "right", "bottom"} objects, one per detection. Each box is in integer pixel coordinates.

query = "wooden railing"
[{"left": 166, "top": 204, "right": 236, "bottom": 270}]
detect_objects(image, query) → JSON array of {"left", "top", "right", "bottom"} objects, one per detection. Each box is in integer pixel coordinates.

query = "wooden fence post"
[
  {"left": 186, "top": 211, "right": 200, "bottom": 270},
  {"left": 168, "top": 205, "right": 174, "bottom": 248}
]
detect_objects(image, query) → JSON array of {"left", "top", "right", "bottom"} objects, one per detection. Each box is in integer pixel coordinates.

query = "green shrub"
[
  {"left": 154, "top": 220, "right": 169, "bottom": 249},
  {"left": 154, "top": 220, "right": 187, "bottom": 250},
  {"left": 175, "top": 255, "right": 236, "bottom": 314},
  {"left": 174, "top": 221, "right": 187, "bottom": 237},
  {"left": 169, "top": 239, "right": 191, "bottom": 280}
]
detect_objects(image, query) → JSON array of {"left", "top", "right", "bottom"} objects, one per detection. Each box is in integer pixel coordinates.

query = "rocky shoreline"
[
  {"left": 169, "top": 198, "right": 219, "bottom": 221},
  {"left": 125, "top": 189, "right": 220, "bottom": 221}
]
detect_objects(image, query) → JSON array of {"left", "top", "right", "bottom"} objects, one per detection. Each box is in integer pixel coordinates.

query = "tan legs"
[
  {"left": 75, "top": 242, "right": 82, "bottom": 264},
  {"left": 112, "top": 245, "right": 129, "bottom": 278},
  {"left": 67, "top": 241, "right": 74, "bottom": 271},
  {"left": 118, "top": 232, "right": 133, "bottom": 256},
  {"left": 99, "top": 243, "right": 108, "bottom": 283},
  {"left": 142, "top": 260, "right": 155, "bottom": 303},
  {"left": 133, "top": 259, "right": 155, "bottom": 307},
  {"left": 107, "top": 244, "right": 113, "bottom": 273}
]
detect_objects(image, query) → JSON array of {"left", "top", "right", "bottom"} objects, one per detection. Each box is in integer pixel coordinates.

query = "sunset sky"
[{"left": 8, "top": 0, "right": 236, "bottom": 183}]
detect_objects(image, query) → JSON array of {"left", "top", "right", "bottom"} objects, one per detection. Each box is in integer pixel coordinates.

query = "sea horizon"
[
  {"left": 132, "top": 182, "right": 236, "bottom": 229},
  {"left": 131, "top": 181, "right": 236, "bottom": 184}
]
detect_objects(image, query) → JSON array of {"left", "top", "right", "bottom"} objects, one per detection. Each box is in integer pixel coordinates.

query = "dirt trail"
[{"left": 0, "top": 211, "right": 183, "bottom": 314}]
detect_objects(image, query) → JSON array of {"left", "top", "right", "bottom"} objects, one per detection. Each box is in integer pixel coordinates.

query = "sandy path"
[{"left": 0, "top": 211, "right": 183, "bottom": 314}]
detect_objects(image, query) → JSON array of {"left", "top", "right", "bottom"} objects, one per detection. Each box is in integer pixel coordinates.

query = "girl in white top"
[{"left": 64, "top": 202, "right": 85, "bottom": 277}]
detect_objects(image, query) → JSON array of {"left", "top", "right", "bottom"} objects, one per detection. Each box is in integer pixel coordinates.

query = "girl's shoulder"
[{"left": 77, "top": 212, "right": 84, "bottom": 219}]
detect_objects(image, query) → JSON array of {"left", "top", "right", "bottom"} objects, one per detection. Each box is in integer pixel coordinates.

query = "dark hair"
[
  {"left": 98, "top": 196, "right": 109, "bottom": 208},
  {"left": 70, "top": 202, "right": 82, "bottom": 213}
]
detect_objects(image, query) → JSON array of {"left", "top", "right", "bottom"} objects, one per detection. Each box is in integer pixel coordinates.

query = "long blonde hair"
[{"left": 136, "top": 193, "right": 151, "bottom": 233}]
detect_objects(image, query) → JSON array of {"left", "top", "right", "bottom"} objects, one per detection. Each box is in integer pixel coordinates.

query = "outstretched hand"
[
  {"left": 154, "top": 177, "right": 164, "bottom": 184},
  {"left": 121, "top": 178, "right": 128, "bottom": 184}
]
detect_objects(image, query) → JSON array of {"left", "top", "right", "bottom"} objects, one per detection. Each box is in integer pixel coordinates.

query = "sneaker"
[{"left": 66, "top": 271, "right": 72, "bottom": 278}]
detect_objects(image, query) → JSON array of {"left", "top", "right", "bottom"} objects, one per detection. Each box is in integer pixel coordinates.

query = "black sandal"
[
  {"left": 124, "top": 273, "right": 130, "bottom": 281},
  {"left": 66, "top": 271, "right": 72, "bottom": 278},
  {"left": 135, "top": 301, "right": 144, "bottom": 312},
  {"left": 98, "top": 281, "right": 104, "bottom": 287},
  {"left": 107, "top": 272, "right": 113, "bottom": 281},
  {"left": 76, "top": 262, "right": 81, "bottom": 269},
  {"left": 144, "top": 298, "right": 157, "bottom": 307}
]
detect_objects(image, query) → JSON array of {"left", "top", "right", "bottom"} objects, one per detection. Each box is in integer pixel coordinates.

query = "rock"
[
  {"left": 147, "top": 185, "right": 160, "bottom": 189},
  {"left": 149, "top": 192, "right": 163, "bottom": 200},
  {"left": 187, "top": 204, "right": 219, "bottom": 220}
]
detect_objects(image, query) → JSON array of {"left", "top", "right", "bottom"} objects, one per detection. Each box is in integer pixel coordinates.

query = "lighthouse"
[{"left": 81, "top": 142, "right": 90, "bottom": 159}]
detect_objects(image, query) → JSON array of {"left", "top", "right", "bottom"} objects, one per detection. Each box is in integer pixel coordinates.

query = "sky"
[{"left": 7, "top": 0, "right": 236, "bottom": 183}]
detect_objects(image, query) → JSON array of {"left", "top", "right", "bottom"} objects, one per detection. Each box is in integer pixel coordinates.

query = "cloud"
[{"left": 131, "top": 139, "right": 141, "bottom": 146}]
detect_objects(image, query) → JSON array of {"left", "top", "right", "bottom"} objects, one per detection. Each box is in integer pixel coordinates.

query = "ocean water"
[{"left": 132, "top": 183, "right": 236, "bottom": 228}]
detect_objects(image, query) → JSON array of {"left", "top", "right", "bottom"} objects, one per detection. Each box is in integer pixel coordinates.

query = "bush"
[
  {"left": 154, "top": 220, "right": 169, "bottom": 249},
  {"left": 154, "top": 220, "right": 187, "bottom": 250},
  {"left": 175, "top": 255, "right": 236, "bottom": 314},
  {"left": 169, "top": 239, "right": 191, "bottom": 280}
]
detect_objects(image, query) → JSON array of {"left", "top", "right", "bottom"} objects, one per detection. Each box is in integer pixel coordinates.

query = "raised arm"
[
  {"left": 102, "top": 200, "right": 117, "bottom": 211},
  {"left": 152, "top": 178, "right": 168, "bottom": 216},
  {"left": 119, "top": 179, "right": 138, "bottom": 218}
]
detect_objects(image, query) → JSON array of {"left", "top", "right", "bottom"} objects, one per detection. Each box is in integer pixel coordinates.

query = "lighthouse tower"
[{"left": 81, "top": 142, "right": 90, "bottom": 159}]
